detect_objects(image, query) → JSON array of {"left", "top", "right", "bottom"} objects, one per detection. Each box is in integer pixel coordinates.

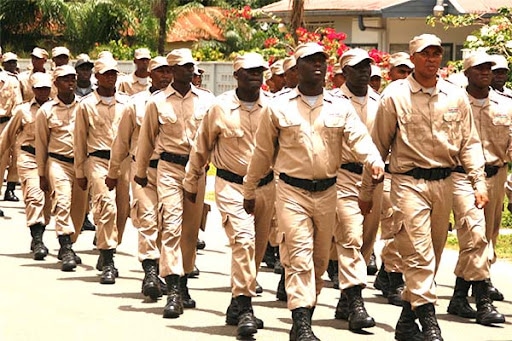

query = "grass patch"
[{"left": 446, "top": 232, "right": 512, "bottom": 260}]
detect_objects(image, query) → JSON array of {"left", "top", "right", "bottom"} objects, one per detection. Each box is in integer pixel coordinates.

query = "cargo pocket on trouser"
[
  {"left": 130, "top": 198, "right": 141, "bottom": 228},
  {"left": 393, "top": 220, "right": 416, "bottom": 258}
]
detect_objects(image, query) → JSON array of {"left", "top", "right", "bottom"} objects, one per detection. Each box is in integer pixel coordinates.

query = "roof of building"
[
  {"left": 166, "top": 7, "right": 225, "bottom": 43},
  {"left": 261, "top": 0, "right": 509, "bottom": 16}
]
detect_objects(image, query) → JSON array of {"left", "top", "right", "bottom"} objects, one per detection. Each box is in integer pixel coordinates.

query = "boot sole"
[
  {"left": 477, "top": 317, "right": 506, "bottom": 325},
  {"left": 226, "top": 316, "right": 264, "bottom": 329},
  {"left": 143, "top": 285, "right": 162, "bottom": 300},
  {"left": 61, "top": 262, "right": 77, "bottom": 272},
  {"left": 163, "top": 311, "right": 181, "bottom": 319},
  {"left": 100, "top": 278, "right": 115, "bottom": 284},
  {"left": 237, "top": 325, "right": 257, "bottom": 337},
  {"left": 349, "top": 318, "right": 376, "bottom": 330}
]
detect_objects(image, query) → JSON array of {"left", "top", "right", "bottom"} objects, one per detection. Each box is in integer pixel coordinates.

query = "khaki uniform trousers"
[
  {"left": 0, "top": 121, "right": 19, "bottom": 189},
  {"left": 335, "top": 169, "right": 383, "bottom": 290},
  {"left": 391, "top": 174, "right": 453, "bottom": 309},
  {"left": 380, "top": 174, "right": 403, "bottom": 273},
  {"left": 130, "top": 161, "right": 160, "bottom": 262},
  {"left": 157, "top": 160, "right": 205, "bottom": 277},
  {"left": 87, "top": 156, "right": 130, "bottom": 250},
  {"left": 48, "top": 157, "right": 88, "bottom": 242},
  {"left": 215, "top": 177, "right": 275, "bottom": 297},
  {"left": 17, "top": 151, "right": 51, "bottom": 227},
  {"left": 276, "top": 180, "right": 336, "bottom": 310},
  {"left": 452, "top": 172, "right": 489, "bottom": 281},
  {"left": 483, "top": 167, "right": 507, "bottom": 264}
]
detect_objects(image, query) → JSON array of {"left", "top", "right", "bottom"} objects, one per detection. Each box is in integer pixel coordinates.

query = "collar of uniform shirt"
[
  {"left": 290, "top": 87, "right": 335, "bottom": 104},
  {"left": 92, "top": 91, "right": 128, "bottom": 105},
  {"left": 163, "top": 83, "right": 202, "bottom": 98}
]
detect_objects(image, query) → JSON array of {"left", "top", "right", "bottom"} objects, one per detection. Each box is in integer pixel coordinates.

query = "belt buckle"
[{"left": 310, "top": 179, "right": 319, "bottom": 192}]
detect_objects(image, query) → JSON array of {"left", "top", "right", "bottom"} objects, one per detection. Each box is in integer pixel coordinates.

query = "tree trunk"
[
  {"left": 290, "top": 0, "right": 304, "bottom": 44},
  {"left": 157, "top": 0, "right": 169, "bottom": 55}
]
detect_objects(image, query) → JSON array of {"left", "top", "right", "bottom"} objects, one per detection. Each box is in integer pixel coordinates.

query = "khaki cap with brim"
[
  {"left": 2, "top": 52, "right": 17, "bottom": 63},
  {"left": 294, "top": 42, "right": 328, "bottom": 60},
  {"left": 233, "top": 52, "right": 268, "bottom": 72},
  {"left": 339, "top": 48, "right": 374, "bottom": 68},
  {"left": 53, "top": 65, "right": 76, "bottom": 82},
  {"left": 31, "top": 72, "right": 52, "bottom": 88},
  {"left": 52, "top": 46, "right": 70, "bottom": 58},
  {"left": 94, "top": 58, "right": 119, "bottom": 74},
  {"left": 149, "top": 56, "right": 169, "bottom": 71},
  {"left": 389, "top": 52, "right": 414, "bottom": 69},
  {"left": 31, "top": 47, "right": 49, "bottom": 59},
  {"left": 491, "top": 54, "right": 509, "bottom": 71},
  {"left": 409, "top": 34, "right": 443, "bottom": 55},
  {"left": 463, "top": 52, "right": 496, "bottom": 71},
  {"left": 166, "top": 48, "right": 197, "bottom": 66}
]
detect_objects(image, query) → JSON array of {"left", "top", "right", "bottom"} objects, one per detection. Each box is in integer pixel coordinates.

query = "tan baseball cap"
[
  {"left": 371, "top": 65, "right": 382, "bottom": 78},
  {"left": 98, "top": 51, "right": 114, "bottom": 60},
  {"left": 52, "top": 46, "right": 70, "bottom": 58},
  {"left": 31, "top": 47, "right": 49, "bottom": 59},
  {"left": 149, "top": 56, "right": 169, "bottom": 71},
  {"left": 283, "top": 56, "right": 297, "bottom": 72},
  {"left": 2, "top": 52, "right": 17, "bottom": 63},
  {"left": 134, "top": 48, "right": 151, "bottom": 60},
  {"left": 233, "top": 52, "right": 268, "bottom": 71},
  {"left": 31, "top": 72, "right": 52, "bottom": 88},
  {"left": 409, "top": 34, "right": 443, "bottom": 55},
  {"left": 53, "top": 65, "right": 76, "bottom": 81},
  {"left": 270, "top": 59, "right": 284, "bottom": 75},
  {"left": 294, "top": 42, "right": 328, "bottom": 60},
  {"left": 94, "top": 57, "right": 118, "bottom": 74},
  {"left": 166, "top": 48, "right": 197, "bottom": 66},
  {"left": 332, "top": 63, "right": 343, "bottom": 75},
  {"left": 463, "top": 52, "right": 496, "bottom": 71},
  {"left": 491, "top": 54, "right": 509, "bottom": 71},
  {"left": 193, "top": 65, "right": 205, "bottom": 75},
  {"left": 339, "top": 48, "right": 374, "bottom": 68},
  {"left": 75, "top": 53, "right": 94, "bottom": 69},
  {"left": 389, "top": 52, "right": 414, "bottom": 69}
]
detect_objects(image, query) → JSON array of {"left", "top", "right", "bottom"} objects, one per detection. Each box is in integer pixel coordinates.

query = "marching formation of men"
[{"left": 0, "top": 32, "right": 511, "bottom": 341}]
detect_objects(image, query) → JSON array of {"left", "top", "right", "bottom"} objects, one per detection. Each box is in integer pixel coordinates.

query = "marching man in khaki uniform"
[
  {"left": 332, "top": 48, "right": 382, "bottom": 331},
  {"left": 106, "top": 56, "right": 173, "bottom": 300},
  {"left": 359, "top": 34, "right": 488, "bottom": 341},
  {"left": 184, "top": 52, "right": 274, "bottom": 338},
  {"left": 74, "top": 57, "right": 131, "bottom": 284},
  {"left": 447, "top": 52, "right": 506, "bottom": 326},
  {"left": 243, "top": 42, "right": 384, "bottom": 341},
  {"left": 118, "top": 48, "right": 152, "bottom": 95},
  {"left": 134, "top": 48, "right": 213, "bottom": 319},
  {"left": 18, "top": 47, "right": 49, "bottom": 102},
  {"left": 0, "top": 73, "right": 52, "bottom": 260},
  {"left": 36, "top": 65, "right": 88, "bottom": 271}
]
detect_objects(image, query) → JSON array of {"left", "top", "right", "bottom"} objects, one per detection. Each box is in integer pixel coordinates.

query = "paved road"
[{"left": 1, "top": 180, "right": 511, "bottom": 341}]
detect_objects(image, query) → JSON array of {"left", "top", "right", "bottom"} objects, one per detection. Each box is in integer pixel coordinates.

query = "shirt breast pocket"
[
  {"left": 48, "top": 116, "right": 64, "bottom": 129},
  {"left": 442, "top": 110, "right": 463, "bottom": 143},
  {"left": 278, "top": 117, "right": 302, "bottom": 143},
  {"left": 323, "top": 114, "right": 345, "bottom": 142}
]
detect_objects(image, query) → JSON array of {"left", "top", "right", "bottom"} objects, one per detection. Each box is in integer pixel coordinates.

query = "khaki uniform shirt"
[
  {"left": 495, "top": 86, "right": 512, "bottom": 98},
  {"left": 118, "top": 72, "right": 151, "bottom": 96},
  {"left": 0, "top": 71, "right": 22, "bottom": 118},
  {"left": 135, "top": 85, "right": 214, "bottom": 178},
  {"left": 18, "top": 70, "right": 42, "bottom": 102},
  {"left": 337, "top": 84, "right": 380, "bottom": 163},
  {"left": 0, "top": 100, "right": 42, "bottom": 158},
  {"left": 243, "top": 88, "right": 383, "bottom": 200},
  {"left": 35, "top": 96, "right": 79, "bottom": 176},
  {"left": 74, "top": 91, "right": 130, "bottom": 179},
  {"left": 359, "top": 75, "right": 486, "bottom": 202},
  {"left": 468, "top": 90, "right": 512, "bottom": 166},
  {"left": 183, "top": 89, "right": 269, "bottom": 194},
  {"left": 108, "top": 89, "right": 160, "bottom": 179}
]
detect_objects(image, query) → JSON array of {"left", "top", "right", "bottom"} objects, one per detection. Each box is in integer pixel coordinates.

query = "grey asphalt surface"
[{"left": 1, "top": 178, "right": 511, "bottom": 341}]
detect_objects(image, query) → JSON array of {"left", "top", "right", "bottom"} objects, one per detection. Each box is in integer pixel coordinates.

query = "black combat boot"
[
  {"left": 99, "top": 249, "right": 116, "bottom": 284},
  {"left": 263, "top": 243, "right": 276, "bottom": 268},
  {"left": 3, "top": 182, "right": 19, "bottom": 201},
  {"left": 225, "top": 297, "right": 264, "bottom": 329},
  {"left": 180, "top": 275, "right": 196, "bottom": 308},
  {"left": 58, "top": 238, "right": 81, "bottom": 265},
  {"left": 58, "top": 234, "right": 77, "bottom": 272},
  {"left": 415, "top": 303, "right": 443, "bottom": 341},
  {"left": 196, "top": 238, "right": 205, "bottom": 250},
  {"left": 188, "top": 264, "right": 200, "bottom": 278},
  {"left": 447, "top": 277, "right": 476, "bottom": 318},
  {"left": 236, "top": 295, "right": 258, "bottom": 337},
  {"left": 289, "top": 307, "right": 319, "bottom": 341},
  {"left": 367, "top": 252, "right": 378, "bottom": 275},
  {"left": 81, "top": 215, "right": 96, "bottom": 231},
  {"left": 473, "top": 280, "right": 505, "bottom": 325},
  {"left": 334, "top": 292, "right": 349, "bottom": 320},
  {"left": 163, "top": 274, "right": 183, "bottom": 318},
  {"left": 96, "top": 249, "right": 118, "bottom": 277},
  {"left": 485, "top": 278, "right": 504, "bottom": 301},
  {"left": 29, "top": 223, "right": 48, "bottom": 260},
  {"left": 374, "top": 263, "right": 390, "bottom": 297},
  {"left": 387, "top": 272, "right": 404, "bottom": 306},
  {"left": 345, "top": 285, "right": 375, "bottom": 330},
  {"left": 277, "top": 271, "right": 287, "bottom": 301},
  {"left": 327, "top": 260, "right": 339, "bottom": 289},
  {"left": 141, "top": 259, "right": 161, "bottom": 300},
  {"left": 394, "top": 301, "right": 423, "bottom": 341}
]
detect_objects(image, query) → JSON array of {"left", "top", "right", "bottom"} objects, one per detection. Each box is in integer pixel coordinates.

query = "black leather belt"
[
  {"left": 160, "top": 152, "right": 189, "bottom": 167},
  {"left": 0, "top": 116, "right": 11, "bottom": 124},
  {"left": 385, "top": 164, "right": 390, "bottom": 174},
  {"left": 403, "top": 167, "right": 452, "bottom": 181},
  {"left": 340, "top": 162, "right": 363, "bottom": 175},
  {"left": 279, "top": 173, "right": 336, "bottom": 192},
  {"left": 453, "top": 164, "right": 505, "bottom": 178},
  {"left": 89, "top": 150, "right": 110, "bottom": 160},
  {"left": 132, "top": 155, "right": 159, "bottom": 169},
  {"left": 21, "top": 145, "right": 35, "bottom": 155},
  {"left": 49, "top": 152, "right": 74, "bottom": 164},
  {"left": 216, "top": 168, "right": 273, "bottom": 187}
]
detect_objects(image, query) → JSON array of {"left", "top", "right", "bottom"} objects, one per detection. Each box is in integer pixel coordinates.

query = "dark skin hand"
[
  {"left": 77, "top": 177, "right": 88, "bottom": 191},
  {"left": 184, "top": 190, "right": 197, "bottom": 203},
  {"left": 243, "top": 199, "right": 255, "bottom": 215},
  {"left": 105, "top": 177, "right": 117, "bottom": 191},
  {"left": 39, "top": 176, "right": 50, "bottom": 192},
  {"left": 134, "top": 175, "right": 148, "bottom": 188}
]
